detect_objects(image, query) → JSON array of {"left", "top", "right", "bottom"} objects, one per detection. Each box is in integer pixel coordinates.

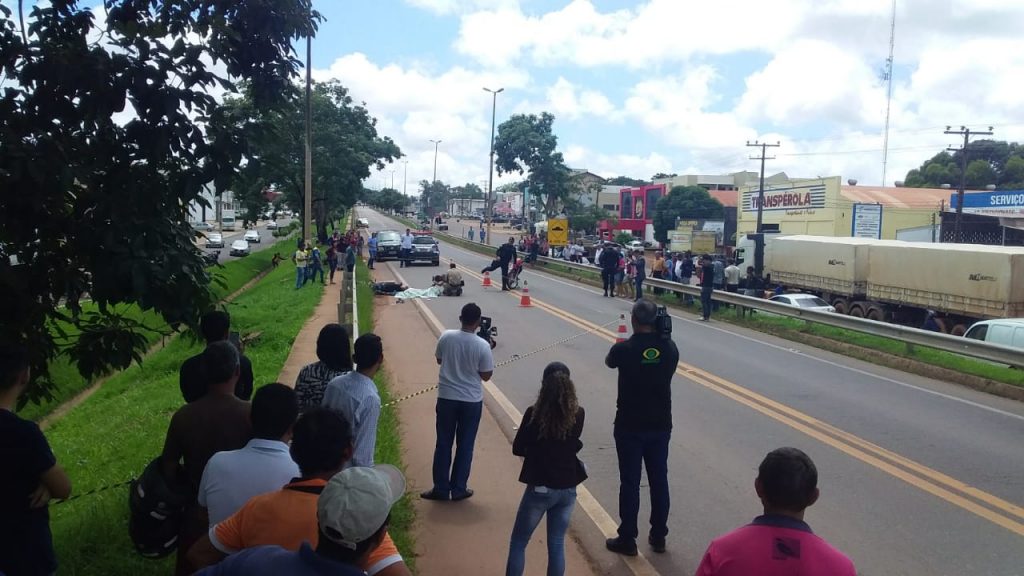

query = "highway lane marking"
[
  {"left": 440, "top": 241, "right": 1024, "bottom": 423},
  {"left": 442, "top": 262, "right": 1024, "bottom": 536},
  {"left": 386, "top": 263, "right": 662, "bottom": 576}
]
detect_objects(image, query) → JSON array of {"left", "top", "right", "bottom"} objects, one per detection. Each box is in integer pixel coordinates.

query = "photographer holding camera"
[
  {"left": 421, "top": 303, "right": 495, "bottom": 502},
  {"left": 604, "top": 299, "right": 679, "bottom": 557}
]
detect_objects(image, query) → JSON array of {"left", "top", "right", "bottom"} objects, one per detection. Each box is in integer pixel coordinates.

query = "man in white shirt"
[
  {"left": 421, "top": 303, "right": 494, "bottom": 502},
  {"left": 399, "top": 229, "right": 414, "bottom": 268},
  {"left": 322, "top": 334, "right": 384, "bottom": 468},
  {"left": 724, "top": 259, "right": 741, "bottom": 293},
  {"left": 197, "top": 383, "right": 300, "bottom": 525}
]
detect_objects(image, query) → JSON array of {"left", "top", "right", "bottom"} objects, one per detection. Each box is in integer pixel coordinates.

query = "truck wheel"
[
  {"left": 832, "top": 299, "right": 849, "bottom": 314},
  {"left": 866, "top": 307, "right": 889, "bottom": 323},
  {"left": 951, "top": 324, "right": 968, "bottom": 336},
  {"left": 849, "top": 305, "right": 866, "bottom": 318}
]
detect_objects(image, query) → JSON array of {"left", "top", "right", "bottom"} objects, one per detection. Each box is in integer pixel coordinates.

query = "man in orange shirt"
[{"left": 188, "top": 408, "right": 410, "bottom": 576}]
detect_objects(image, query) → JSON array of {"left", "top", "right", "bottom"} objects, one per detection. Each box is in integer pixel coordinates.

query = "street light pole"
[
  {"left": 390, "top": 170, "right": 395, "bottom": 190},
  {"left": 303, "top": 31, "right": 313, "bottom": 245},
  {"left": 484, "top": 86, "right": 504, "bottom": 245},
  {"left": 402, "top": 160, "right": 408, "bottom": 197},
  {"left": 429, "top": 139, "right": 442, "bottom": 217}
]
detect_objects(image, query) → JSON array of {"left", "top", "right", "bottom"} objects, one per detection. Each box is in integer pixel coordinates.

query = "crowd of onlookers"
[
  {"left": 0, "top": 272, "right": 856, "bottom": 576},
  {"left": 292, "top": 230, "right": 362, "bottom": 289}
]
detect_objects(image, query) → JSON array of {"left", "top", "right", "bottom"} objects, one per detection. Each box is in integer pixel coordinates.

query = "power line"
[{"left": 945, "top": 125, "right": 994, "bottom": 242}]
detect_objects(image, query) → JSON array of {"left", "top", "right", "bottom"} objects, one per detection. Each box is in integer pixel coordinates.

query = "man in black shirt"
[
  {"left": 699, "top": 254, "right": 715, "bottom": 321},
  {"left": 599, "top": 243, "right": 619, "bottom": 297},
  {"left": 604, "top": 299, "right": 679, "bottom": 557},
  {"left": 1, "top": 345, "right": 72, "bottom": 576},
  {"left": 496, "top": 237, "right": 518, "bottom": 291},
  {"left": 179, "top": 311, "right": 254, "bottom": 402}
]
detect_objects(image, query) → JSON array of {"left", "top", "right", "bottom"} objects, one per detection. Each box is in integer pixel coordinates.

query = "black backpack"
[{"left": 128, "top": 458, "right": 191, "bottom": 558}]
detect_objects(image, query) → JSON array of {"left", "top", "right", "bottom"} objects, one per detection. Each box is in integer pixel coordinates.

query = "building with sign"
[{"left": 736, "top": 176, "right": 976, "bottom": 242}]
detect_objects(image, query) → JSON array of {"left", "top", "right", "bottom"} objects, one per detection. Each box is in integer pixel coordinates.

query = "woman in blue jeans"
[{"left": 506, "top": 362, "right": 587, "bottom": 576}]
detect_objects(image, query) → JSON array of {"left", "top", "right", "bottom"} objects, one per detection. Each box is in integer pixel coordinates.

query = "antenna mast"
[{"left": 880, "top": 0, "right": 897, "bottom": 187}]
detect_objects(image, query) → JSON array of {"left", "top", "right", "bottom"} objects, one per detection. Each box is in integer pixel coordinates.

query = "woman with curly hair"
[
  {"left": 505, "top": 362, "right": 587, "bottom": 576},
  {"left": 293, "top": 324, "right": 352, "bottom": 411}
]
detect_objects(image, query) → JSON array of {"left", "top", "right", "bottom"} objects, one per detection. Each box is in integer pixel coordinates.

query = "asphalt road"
[
  {"left": 198, "top": 218, "right": 293, "bottom": 264},
  {"left": 362, "top": 208, "right": 1024, "bottom": 576}
]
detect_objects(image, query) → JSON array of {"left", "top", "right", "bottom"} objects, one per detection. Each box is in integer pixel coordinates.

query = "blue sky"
[{"left": 308, "top": 0, "right": 1024, "bottom": 192}]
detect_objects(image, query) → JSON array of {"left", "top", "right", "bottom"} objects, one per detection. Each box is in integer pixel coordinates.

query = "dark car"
[
  {"left": 375, "top": 230, "right": 401, "bottom": 261},
  {"left": 409, "top": 235, "right": 440, "bottom": 266}
]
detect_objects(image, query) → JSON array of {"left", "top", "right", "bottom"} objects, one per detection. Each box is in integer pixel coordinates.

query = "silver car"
[{"left": 206, "top": 232, "right": 224, "bottom": 248}]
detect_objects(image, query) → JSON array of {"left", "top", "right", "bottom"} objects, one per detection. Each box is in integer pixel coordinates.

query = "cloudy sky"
[{"left": 310, "top": 0, "right": 1024, "bottom": 192}]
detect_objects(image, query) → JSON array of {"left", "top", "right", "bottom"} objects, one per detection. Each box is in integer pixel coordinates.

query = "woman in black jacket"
[{"left": 505, "top": 362, "right": 587, "bottom": 576}]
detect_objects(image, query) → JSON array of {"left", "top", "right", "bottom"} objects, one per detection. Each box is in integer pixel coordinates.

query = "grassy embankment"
[
  {"left": 424, "top": 226, "right": 1024, "bottom": 390},
  {"left": 19, "top": 233, "right": 298, "bottom": 423},
  {"left": 43, "top": 224, "right": 334, "bottom": 575}
]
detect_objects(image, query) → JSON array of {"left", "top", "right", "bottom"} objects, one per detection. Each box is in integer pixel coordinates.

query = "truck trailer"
[{"left": 757, "top": 235, "right": 1024, "bottom": 335}]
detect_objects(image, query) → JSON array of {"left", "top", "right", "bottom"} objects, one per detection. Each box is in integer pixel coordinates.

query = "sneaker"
[
  {"left": 420, "top": 489, "right": 450, "bottom": 501},
  {"left": 605, "top": 536, "right": 638, "bottom": 556},
  {"left": 649, "top": 536, "right": 666, "bottom": 554}
]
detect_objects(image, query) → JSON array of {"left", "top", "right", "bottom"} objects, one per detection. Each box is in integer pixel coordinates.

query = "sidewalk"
[
  {"left": 277, "top": 280, "right": 342, "bottom": 385},
  {"left": 371, "top": 264, "right": 600, "bottom": 575}
]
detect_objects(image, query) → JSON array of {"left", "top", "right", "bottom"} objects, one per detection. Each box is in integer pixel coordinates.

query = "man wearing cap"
[
  {"left": 193, "top": 464, "right": 406, "bottom": 575},
  {"left": 188, "top": 409, "right": 410, "bottom": 576}
]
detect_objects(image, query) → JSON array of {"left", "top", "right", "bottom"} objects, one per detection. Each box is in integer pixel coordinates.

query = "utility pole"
[
  {"left": 484, "top": 87, "right": 504, "bottom": 245},
  {"left": 880, "top": 0, "right": 897, "bottom": 187},
  {"left": 746, "top": 140, "right": 780, "bottom": 234},
  {"left": 303, "top": 31, "right": 313, "bottom": 245},
  {"left": 402, "top": 160, "right": 408, "bottom": 197},
  {"left": 429, "top": 139, "right": 441, "bottom": 217},
  {"left": 945, "top": 125, "right": 993, "bottom": 243}
]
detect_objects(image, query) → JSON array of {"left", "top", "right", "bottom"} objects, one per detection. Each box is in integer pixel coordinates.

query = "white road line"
[
  {"left": 438, "top": 238, "right": 1024, "bottom": 423},
  {"left": 388, "top": 263, "right": 662, "bottom": 576}
]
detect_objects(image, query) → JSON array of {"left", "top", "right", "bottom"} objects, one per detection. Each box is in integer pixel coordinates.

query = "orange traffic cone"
[
  {"left": 519, "top": 281, "right": 533, "bottom": 307},
  {"left": 482, "top": 271, "right": 493, "bottom": 288},
  {"left": 616, "top": 314, "right": 628, "bottom": 342}
]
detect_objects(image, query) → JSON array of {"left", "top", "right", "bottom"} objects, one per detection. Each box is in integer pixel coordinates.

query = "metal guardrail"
[{"left": 429, "top": 229, "right": 1024, "bottom": 368}]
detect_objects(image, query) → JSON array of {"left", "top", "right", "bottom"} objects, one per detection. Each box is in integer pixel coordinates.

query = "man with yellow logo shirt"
[{"left": 604, "top": 299, "right": 679, "bottom": 557}]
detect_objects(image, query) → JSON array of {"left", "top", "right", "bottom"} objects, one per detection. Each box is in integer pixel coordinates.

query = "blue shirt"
[
  {"left": 195, "top": 542, "right": 365, "bottom": 576},
  {"left": 198, "top": 438, "right": 299, "bottom": 526},
  {"left": 367, "top": 237, "right": 378, "bottom": 254},
  {"left": 322, "top": 371, "right": 381, "bottom": 468}
]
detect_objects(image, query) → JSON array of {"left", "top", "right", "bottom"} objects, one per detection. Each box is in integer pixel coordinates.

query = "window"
[{"left": 964, "top": 324, "right": 988, "bottom": 341}]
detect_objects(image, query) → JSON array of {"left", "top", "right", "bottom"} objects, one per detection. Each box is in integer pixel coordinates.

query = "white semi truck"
[{"left": 740, "top": 235, "right": 1024, "bottom": 335}]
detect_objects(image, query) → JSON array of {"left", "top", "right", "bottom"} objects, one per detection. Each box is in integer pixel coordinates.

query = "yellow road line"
[{"left": 450, "top": 261, "right": 1024, "bottom": 536}]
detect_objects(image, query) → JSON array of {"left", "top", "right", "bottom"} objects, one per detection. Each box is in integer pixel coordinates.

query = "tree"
[
  {"left": 452, "top": 183, "right": 484, "bottom": 199},
  {"left": 568, "top": 204, "right": 614, "bottom": 235},
  {"left": 651, "top": 186, "right": 724, "bottom": 243},
  {"left": 363, "top": 188, "right": 408, "bottom": 213},
  {"left": 494, "top": 112, "right": 572, "bottom": 215},
  {"left": 0, "top": 1, "right": 320, "bottom": 405},
  {"left": 902, "top": 141, "right": 1023, "bottom": 189},
  {"left": 607, "top": 176, "right": 648, "bottom": 187},
  {"left": 652, "top": 172, "right": 678, "bottom": 180},
  {"left": 218, "top": 80, "right": 400, "bottom": 236},
  {"left": 419, "top": 180, "right": 451, "bottom": 216}
]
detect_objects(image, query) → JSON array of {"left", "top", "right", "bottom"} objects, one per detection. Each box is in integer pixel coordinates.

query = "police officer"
[
  {"left": 604, "top": 299, "right": 679, "bottom": 557},
  {"left": 496, "top": 237, "right": 517, "bottom": 291}
]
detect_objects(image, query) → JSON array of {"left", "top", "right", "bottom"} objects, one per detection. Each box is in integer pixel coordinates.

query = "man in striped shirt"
[{"left": 322, "top": 334, "right": 384, "bottom": 467}]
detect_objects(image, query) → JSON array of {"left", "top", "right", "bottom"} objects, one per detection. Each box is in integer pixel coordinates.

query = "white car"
[
  {"left": 191, "top": 221, "right": 213, "bottom": 232},
  {"left": 769, "top": 293, "right": 836, "bottom": 313},
  {"left": 266, "top": 220, "right": 278, "bottom": 230},
  {"left": 229, "top": 239, "right": 251, "bottom": 256},
  {"left": 244, "top": 229, "right": 261, "bottom": 243},
  {"left": 206, "top": 232, "right": 224, "bottom": 248},
  {"left": 626, "top": 240, "right": 645, "bottom": 252},
  {"left": 357, "top": 217, "right": 370, "bottom": 228}
]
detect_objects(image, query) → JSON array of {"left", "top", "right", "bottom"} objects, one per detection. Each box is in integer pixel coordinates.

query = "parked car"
[
  {"left": 626, "top": 240, "right": 645, "bottom": 252},
  {"left": 769, "top": 293, "right": 836, "bottom": 313},
  {"left": 357, "top": 217, "right": 370, "bottom": 228},
  {"left": 963, "top": 318, "right": 1024, "bottom": 350},
  {"left": 229, "top": 239, "right": 251, "bottom": 256},
  {"left": 206, "top": 232, "right": 224, "bottom": 248},
  {"left": 409, "top": 235, "right": 440, "bottom": 266},
  {"left": 266, "top": 220, "right": 278, "bottom": 230},
  {"left": 192, "top": 221, "right": 213, "bottom": 232},
  {"left": 375, "top": 230, "right": 402, "bottom": 261}
]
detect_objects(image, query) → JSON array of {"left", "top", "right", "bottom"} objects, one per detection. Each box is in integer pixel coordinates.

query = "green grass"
[
  {"left": 351, "top": 254, "right": 417, "bottom": 572},
  {"left": 45, "top": 254, "right": 323, "bottom": 575},
  {"left": 18, "top": 234, "right": 298, "bottom": 423}
]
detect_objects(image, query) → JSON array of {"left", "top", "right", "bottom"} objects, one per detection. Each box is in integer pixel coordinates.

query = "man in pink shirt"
[{"left": 695, "top": 447, "right": 856, "bottom": 576}]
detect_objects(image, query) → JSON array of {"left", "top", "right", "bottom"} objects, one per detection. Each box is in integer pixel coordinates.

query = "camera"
[
  {"left": 478, "top": 316, "right": 497, "bottom": 349},
  {"left": 654, "top": 306, "right": 672, "bottom": 339}
]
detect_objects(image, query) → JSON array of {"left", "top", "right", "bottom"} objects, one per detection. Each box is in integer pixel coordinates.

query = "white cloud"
[
  {"left": 563, "top": 145, "right": 675, "bottom": 180},
  {"left": 405, "top": 0, "right": 519, "bottom": 16}
]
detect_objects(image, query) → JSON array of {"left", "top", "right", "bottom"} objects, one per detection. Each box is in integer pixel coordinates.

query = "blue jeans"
[
  {"left": 634, "top": 277, "right": 644, "bottom": 301},
  {"left": 431, "top": 398, "right": 482, "bottom": 496},
  {"left": 506, "top": 486, "right": 577, "bottom": 576},
  {"left": 701, "top": 287, "right": 714, "bottom": 319},
  {"left": 295, "top": 267, "right": 305, "bottom": 288},
  {"left": 614, "top": 428, "right": 671, "bottom": 542}
]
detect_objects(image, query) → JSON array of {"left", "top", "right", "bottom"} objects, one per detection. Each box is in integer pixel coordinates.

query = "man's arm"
[
  {"left": 188, "top": 531, "right": 228, "bottom": 571},
  {"left": 605, "top": 342, "right": 624, "bottom": 369},
  {"left": 352, "top": 395, "right": 381, "bottom": 467},
  {"left": 160, "top": 413, "right": 183, "bottom": 483},
  {"left": 479, "top": 370, "right": 493, "bottom": 382}
]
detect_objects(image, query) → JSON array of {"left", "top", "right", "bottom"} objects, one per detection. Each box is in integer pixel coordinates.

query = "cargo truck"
[
  {"left": 221, "top": 209, "right": 236, "bottom": 231},
  {"left": 740, "top": 235, "right": 1024, "bottom": 335}
]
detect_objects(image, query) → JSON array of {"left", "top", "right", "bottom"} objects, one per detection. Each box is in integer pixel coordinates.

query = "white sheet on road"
[{"left": 394, "top": 286, "right": 443, "bottom": 302}]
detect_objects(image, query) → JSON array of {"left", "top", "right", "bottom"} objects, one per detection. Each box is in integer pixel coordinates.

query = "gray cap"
[{"left": 318, "top": 464, "right": 406, "bottom": 550}]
